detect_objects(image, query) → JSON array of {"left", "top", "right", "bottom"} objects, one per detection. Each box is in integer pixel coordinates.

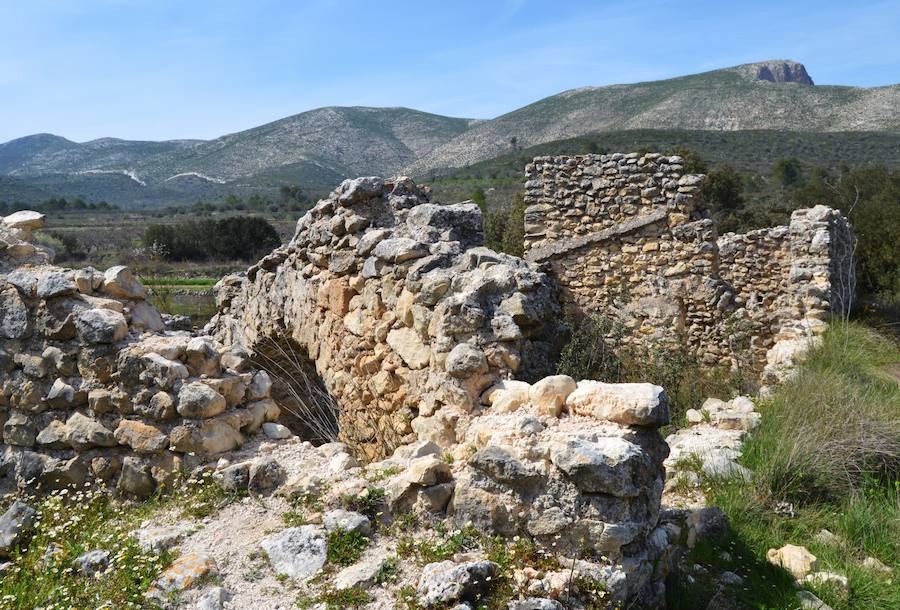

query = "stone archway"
[{"left": 211, "top": 176, "right": 563, "bottom": 459}]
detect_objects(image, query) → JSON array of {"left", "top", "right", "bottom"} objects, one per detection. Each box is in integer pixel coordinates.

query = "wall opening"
[{"left": 251, "top": 334, "right": 340, "bottom": 445}]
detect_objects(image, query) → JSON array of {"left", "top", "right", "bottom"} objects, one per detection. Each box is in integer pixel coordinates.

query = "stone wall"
[
  {"left": 210, "top": 177, "right": 563, "bottom": 460},
  {"left": 523, "top": 153, "right": 854, "bottom": 375},
  {"left": 0, "top": 213, "right": 280, "bottom": 497}
]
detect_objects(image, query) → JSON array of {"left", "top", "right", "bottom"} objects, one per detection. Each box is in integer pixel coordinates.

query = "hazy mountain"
[{"left": 2, "top": 60, "right": 899, "bottom": 207}]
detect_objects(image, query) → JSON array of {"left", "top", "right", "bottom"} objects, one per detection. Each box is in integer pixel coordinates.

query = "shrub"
[
  {"left": 143, "top": 216, "right": 280, "bottom": 262},
  {"left": 326, "top": 528, "right": 369, "bottom": 566}
]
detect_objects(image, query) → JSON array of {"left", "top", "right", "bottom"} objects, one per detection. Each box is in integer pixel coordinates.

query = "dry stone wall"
[
  {"left": 0, "top": 213, "right": 280, "bottom": 497},
  {"left": 211, "top": 177, "right": 563, "bottom": 460},
  {"left": 523, "top": 153, "right": 854, "bottom": 376}
]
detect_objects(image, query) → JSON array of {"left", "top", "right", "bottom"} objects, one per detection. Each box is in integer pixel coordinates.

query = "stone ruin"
[
  {"left": 0, "top": 211, "right": 281, "bottom": 497},
  {"left": 0, "top": 159, "right": 856, "bottom": 607},
  {"left": 210, "top": 177, "right": 563, "bottom": 460},
  {"left": 523, "top": 153, "right": 854, "bottom": 382}
]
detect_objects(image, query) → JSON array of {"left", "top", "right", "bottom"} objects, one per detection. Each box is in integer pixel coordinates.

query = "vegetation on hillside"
[
  {"left": 0, "top": 196, "right": 119, "bottom": 215},
  {"left": 670, "top": 322, "right": 900, "bottom": 610}
]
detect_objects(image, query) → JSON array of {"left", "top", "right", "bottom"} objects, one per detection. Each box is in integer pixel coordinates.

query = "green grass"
[
  {"left": 139, "top": 276, "right": 219, "bottom": 287},
  {"left": 0, "top": 488, "right": 173, "bottom": 610},
  {"left": 674, "top": 322, "right": 900, "bottom": 610}
]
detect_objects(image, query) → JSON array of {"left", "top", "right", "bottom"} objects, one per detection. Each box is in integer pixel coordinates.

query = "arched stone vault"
[{"left": 211, "top": 177, "right": 563, "bottom": 459}]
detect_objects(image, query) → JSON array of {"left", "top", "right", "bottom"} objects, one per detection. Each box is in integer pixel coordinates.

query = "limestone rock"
[
  {"left": 0, "top": 501, "right": 37, "bottom": 558},
  {"left": 66, "top": 412, "right": 116, "bottom": 450},
  {"left": 259, "top": 526, "right": 327, "bottom": 580},
  {"left": 767, "top": 544, "right": 818, "bottom": 579},
  {"left": 566, "top": 381, "right": 669, "bottom": 427},
  {"left": 418, "top": 560, "right": 500, "bottom": 607},
  {"left": 74, "top": 549, "right": 110, "bottom": 576},
  {"left": 3, "top": 210, "right": 45, "bottom": 231},
  {"left": 0, "top": 285, "right": 30, "bottom": 339},
  {"left": 75, "top": 309, "right": 128, "bottom": 344},
  {"left": 177, "top": 382, "right": 227, "bottom": 418},
  {"left": 528, "top": 375, "right": 576, "bottom": 417},
  {"left": 102, "top": 265, "right": 146, "bottom": 300},
  {"left": 114, "top": 420, "right": 169, "bottom": 453},
  {"left": 549, "top": 436, "right": 645, "bottom": 497},
  {"left": 150, "top": 552, "right": 217, "bottom": 595},
  {"left": 323, "top": 509, "right": 373, "bottom": 537},
  {"left": 387, "top": 327, "right": 431, "bottom": 369},
  {"left": 445, "top": 343, "right": 488, "bottom": 378}
]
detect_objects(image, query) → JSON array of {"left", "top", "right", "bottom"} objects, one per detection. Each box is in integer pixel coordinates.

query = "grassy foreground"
[{"left": 671, "top": 322, "right": 900, "bottom": 609}]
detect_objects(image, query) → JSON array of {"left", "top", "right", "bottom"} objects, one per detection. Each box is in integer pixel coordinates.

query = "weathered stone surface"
[
  {"left": 0, "top": 501, "right": 37, "bottom": 558},
  {"left": 3, "top": 210, "right": 45, "bottom": 231},
  {"left": 549, "top": 436, "right": 646, "bottom": 496},
  {"left": 149, "top": 552, "right": 217, "bottom": 595},
  {"left": 567, "top": 381, "right": 670, "bottom": 427},
  {"left": 75, "top": 308, "right": 128, "bottom": 344},
  {"left": 114, "top": 420, "right": 169, "bottom": 453},
  {"left": 210, "top": 177, "right": 562, "bottom": 459},
  {"left": 767, "top": 544, "right": 818, "bottom": 579},
  {"left": 528, "top": 375, "right": 576, "bottom": 417},
  {"left": 74, "top": 549, "right": 110, "bottom": 576},
  {"left": 418, "top": 560, "right": 500, "bottom": 607},
  {"left": 259, "top": 526, "right": 327, "bottom": 580},
  {"left": 66, "top": 412, "right": 116, "bottom": 450},
  {"left": 323, "top": 509, "right": 373, "bottom": 537},
  {"left": 386, "top": 327, "right": 431, "bottom": 370},
  {"left": 177, "top": 382, "right": 227, "bottom": 418},
  {"left": 102, "top": 265, "right": 146, "bottom": 300},
  {"left": 0, "top": 285, "right": 29, "bottom": 339}
]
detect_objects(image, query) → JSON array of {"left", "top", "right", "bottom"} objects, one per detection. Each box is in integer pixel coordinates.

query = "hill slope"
[
  {"left": 405, "top": 61, "right": 900, "bottom": 174},
  {"left": 2, "top": 60, "right": 899, "bottom": 207}
]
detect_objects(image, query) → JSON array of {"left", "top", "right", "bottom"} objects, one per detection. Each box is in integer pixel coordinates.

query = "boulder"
[
  {"left": 0, "top": 501, "right": 37, "bottom": 558},
  {"left": 767, "top": 544, "right": 818, "bottom": 579},
  {"left": 118, "top": 456, "right": 156, "bottom": 497},
  {"left": 177, "top": 382, "right": 227, "bottom": 418},
  {"left": 75, "top": 309, "right": 128, "bottom": 344},
  {"left": 566, "top": 381, "right": 669, "bottom": 427},
  {"left": 102, "top": 265, "right": 146, "bottom": 300},
  {"left": 3, "top": 210, "right": 45, "bottom": 231},
  {"left": 528, "top": 375, "right": 576, "bottom": 417},
  {"left": 66, "top": 412, "right": 116, "bottom": 450},
  {"left": 418, "top": 560, "right": 500, "bottom": 607},
  {"left": 262, "top": 422, "right": 292, "bottom": 439},
  {"left": 129, "top": 301, "right": 165, "bottom": 332},
  {"left": 259, "top": 526, "right": 327, "bottom": 580}
]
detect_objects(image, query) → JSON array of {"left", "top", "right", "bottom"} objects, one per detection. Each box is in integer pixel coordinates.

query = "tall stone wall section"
[
  {"left": 523, "top": 153, "right": 854, "bottom": 375},
  {"left": 211, "top": 177, "right": 563, "bottom": 460}
]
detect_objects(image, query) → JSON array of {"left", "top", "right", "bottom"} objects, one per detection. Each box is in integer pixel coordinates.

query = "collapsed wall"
[
  {"left": 522, "top": 153, "right": 854, "bottom": 376},
  {"left": 210, "top": 177, "right": 563, "bottom": 460},
  {"left": 0, "top": 212, "right": 280, "bottom": 496}
]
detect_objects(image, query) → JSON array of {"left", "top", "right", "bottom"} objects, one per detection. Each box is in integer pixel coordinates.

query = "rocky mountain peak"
[{"left": 750, "top": 60, "right": 814, "bottom": 85}]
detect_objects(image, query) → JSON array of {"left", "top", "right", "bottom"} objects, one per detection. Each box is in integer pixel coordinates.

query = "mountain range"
[{"left": 2, "top": 60, "right": 899, "bottom": 207}]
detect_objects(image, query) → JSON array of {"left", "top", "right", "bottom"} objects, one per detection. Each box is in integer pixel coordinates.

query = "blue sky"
[{"left": 1, "top": 0, "right": 897, "bottom": 143}]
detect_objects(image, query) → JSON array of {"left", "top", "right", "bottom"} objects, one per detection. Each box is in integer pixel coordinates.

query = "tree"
[
  {"left": 500, "top": 192, "right": 526, "bottom": 257},
  {"left": 470, "top": 187, "right": 487, "bottom": 212},
  {"left": 703, "top": 165, "right": 744, "bottom": 211},
  {"left": 771, "top": 157, "right": 803, "bottom": 189},
  {"left": 667, "top": 146, "right": 708, "bottom": 174}
]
